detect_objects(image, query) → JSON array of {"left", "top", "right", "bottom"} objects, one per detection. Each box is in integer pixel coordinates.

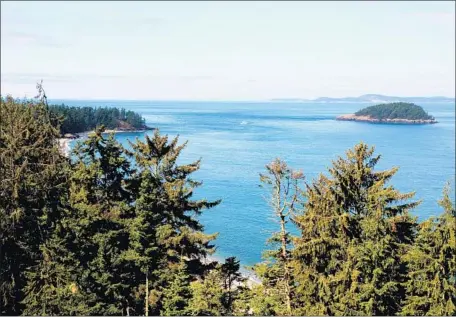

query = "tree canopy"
[
  {"left": 354, "top": 102, "right": 435, "bottom": 120},
  {"left": 47, "top": 103, "right": 148, "bottom": 134}
]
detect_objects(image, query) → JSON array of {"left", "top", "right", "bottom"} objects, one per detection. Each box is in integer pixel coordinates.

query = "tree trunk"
[{"left": 145, "top": 273, "right": 149, "bottom": 317}]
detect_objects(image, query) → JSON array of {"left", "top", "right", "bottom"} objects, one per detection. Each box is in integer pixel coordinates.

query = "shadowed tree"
[
  {"left": 220, "top": 256, "right": 244, "bottom": 313},
  {"left": 64, "top": 127, "right": 136, "bottom": 315},
  {"left": 188, "top": 256, "right": 245, "bottom": 316},
  {"left": 21, "top": 242, "right": 95, "bottom": 316},
  {"left": 0, "top": 91, "right": 67, "bottom": 314}
]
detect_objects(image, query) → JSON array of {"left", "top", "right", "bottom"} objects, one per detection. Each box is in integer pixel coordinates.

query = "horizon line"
[{"left": 2, "top": 94, "right": 453, "bottom": 103}]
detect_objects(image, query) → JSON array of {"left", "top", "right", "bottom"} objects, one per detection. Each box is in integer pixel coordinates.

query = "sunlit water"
[{"left": 54, "top": 100, "right": 456, "bottom": 266}]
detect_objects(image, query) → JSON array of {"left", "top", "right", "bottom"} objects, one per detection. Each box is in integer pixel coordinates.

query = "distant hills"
[{"left": 270, "top": 94, "right": 455, "bottom": 103}]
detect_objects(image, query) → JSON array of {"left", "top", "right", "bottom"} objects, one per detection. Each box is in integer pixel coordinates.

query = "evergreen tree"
[
  {"left": 128, "top": 130, "right": 219, "bottom": 262},
  {"left": 291, "top": 174, "right": 349, "bottom": 315},
  {"left": 188, "top": 269, "right": 226, "bottom": 316},
  {"left": 66, "top": 127, "right": 136, "bottom": 315},
  {"left": 292, "top": 143, "right": 419, "bottom": 315},
  {"left": 21, "top": 161, "right": 96, "bottom": 316},
  {"left": 333, "top": 144, "right": 418, "bottom": 316},
  {"left": 21, "top": 242, "right": 94, "bottom": 316},
  {"left": 161, "top": 261, "right": 192, "bottom": 316},
  {"left": 126, "top": 130, "right": 220, "bottom": 315},
  {"left": 220, "top": 256, "right": 244, "bottom": 313},
  {"left": 0, "top": 94, "right": 67, "bottom": 314},
  {"left": 401, "top": 183, "right": 456, "bottom": 316}
]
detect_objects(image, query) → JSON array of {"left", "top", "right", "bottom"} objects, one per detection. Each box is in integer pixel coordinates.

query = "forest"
[
  {"left": 354, "top": 102, "right": 435, "bottom": 120},
  {"left": 0, "top": 91, "right": 455, "bottom": 316},
  {"left": 48, "top": 103, "right": 148, "bottom": 134}
]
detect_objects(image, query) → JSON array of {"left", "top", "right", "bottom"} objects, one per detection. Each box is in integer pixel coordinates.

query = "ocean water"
[{"left": 54, "top": 100, "right": 456, "bottom": 266}]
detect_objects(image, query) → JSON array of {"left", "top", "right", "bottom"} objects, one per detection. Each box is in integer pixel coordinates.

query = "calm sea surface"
[{"left": 53, "top": 100, "right": 456, "bottom": 266}]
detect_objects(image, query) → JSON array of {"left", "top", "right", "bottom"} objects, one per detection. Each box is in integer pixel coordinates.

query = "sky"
[{"left": 1, "top": 1, "right": 455, "bottom": 100}]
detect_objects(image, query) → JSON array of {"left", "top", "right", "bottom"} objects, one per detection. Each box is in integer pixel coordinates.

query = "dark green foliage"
[
  {"left": 220, "top": 257, "right": 244, "bottom": 313},
  {"left": 48, "top": 104, "right": 147, "bottom": 134},
  {"left": 125, "top": 130, "right": 220, "bottom": 315},
  {"left": 128, "top": 130, "right": 220, "bottom": 264},
  {"left": 354, "top": 102, "right": 434, "bottom": 120},
  {"left": 66, "top": 128, "right": 136, "bottom": 315},
  {"left": 16, "top": 125, "right": 221, "bottom": 316},
  {"left": 0, "top": 95, "right": 68, "bottom": 314},
  {"left": 21, "top": 242, "right": 95, "bottom": 316}
]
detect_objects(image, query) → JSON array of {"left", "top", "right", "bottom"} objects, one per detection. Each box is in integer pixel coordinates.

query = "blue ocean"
[{"left": 54, "top": 100, "right": 456, "bottom": 266}]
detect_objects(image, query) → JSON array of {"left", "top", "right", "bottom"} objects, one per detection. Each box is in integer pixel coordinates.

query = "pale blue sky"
[{"left": 1, "top": 1, "right": 454, "bottom": 100}]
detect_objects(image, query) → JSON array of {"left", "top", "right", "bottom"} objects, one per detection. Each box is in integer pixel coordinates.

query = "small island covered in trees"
[
  {"left": 336, "top": 102, "right": 437, "bottom": 124},
  {"left": 48, "top": 103, "right": 153, "bottom": 137}
]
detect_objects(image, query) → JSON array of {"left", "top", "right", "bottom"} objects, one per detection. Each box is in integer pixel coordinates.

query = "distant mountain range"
[{"left": 270, "top": 94, "right": 455, "bottom": 103}]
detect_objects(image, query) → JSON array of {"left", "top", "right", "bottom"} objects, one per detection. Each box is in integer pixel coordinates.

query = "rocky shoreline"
[{"left": 336, "top": 114, "right": 438, "bottom": 124}]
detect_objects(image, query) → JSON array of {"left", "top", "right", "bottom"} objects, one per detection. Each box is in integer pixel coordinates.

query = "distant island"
[
  {"left": 49, "top": 104, "right": 153, "bottom": 137},
  {"left": 270, "top": 94, "right": 455, "bottom": 103},
  {"left": 336, "top": 102, "right": 437, "bottom": 124}
]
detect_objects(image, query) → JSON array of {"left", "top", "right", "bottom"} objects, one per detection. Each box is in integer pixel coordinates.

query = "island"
[{"left": 336, "top": 102, "right": 437, "bottom": 124}]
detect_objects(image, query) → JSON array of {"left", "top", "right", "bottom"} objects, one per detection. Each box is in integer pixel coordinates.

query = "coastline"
[
  {"left": 336, "top": 113, "right": 438, "bottom": 124},
  {"left": 57, "top": 128, "right": 153, "bottom": 157}
]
